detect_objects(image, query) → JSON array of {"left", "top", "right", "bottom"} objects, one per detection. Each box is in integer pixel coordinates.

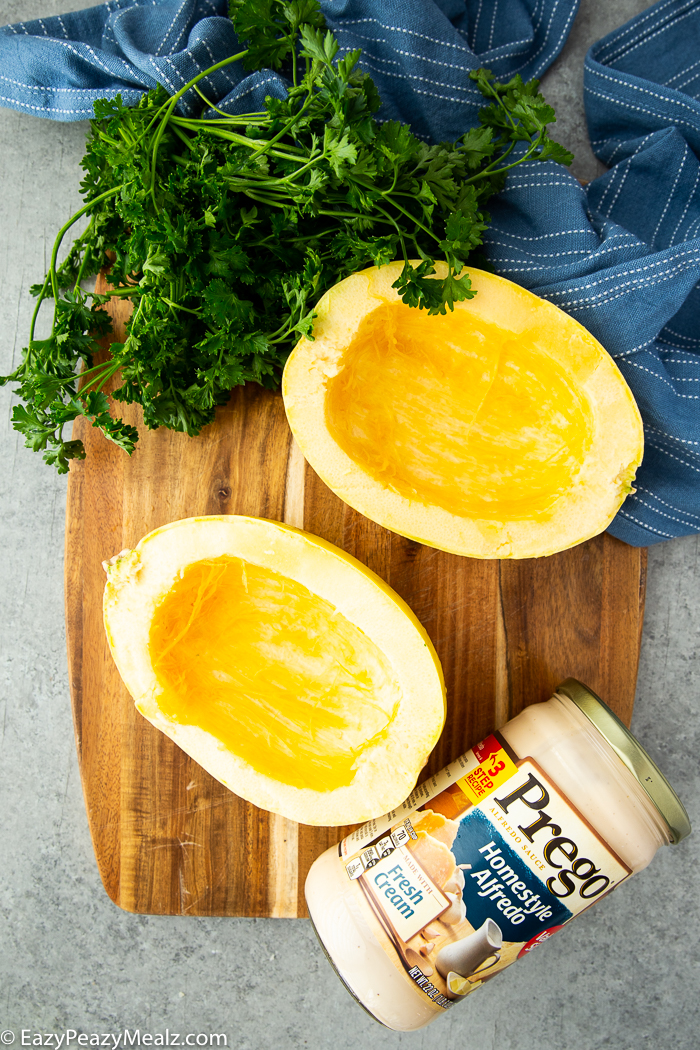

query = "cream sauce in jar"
[{"left": 305, "top": 680, "right": 689, "bottom": 1031}]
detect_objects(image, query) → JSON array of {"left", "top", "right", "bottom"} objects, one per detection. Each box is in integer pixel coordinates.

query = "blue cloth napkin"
[{"left": 1, "top": 0, "right": 699, "bottom": 547}]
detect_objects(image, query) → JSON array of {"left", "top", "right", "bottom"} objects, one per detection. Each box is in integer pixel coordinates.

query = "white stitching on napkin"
[
  {"left": 617, "top": 509, "right": 675, "bottom": 538},
  {"left": 490, "top": 246, "right": 591, "bottom": 259},
  {"left": 151, "top": 56, "right": 178, "bottom": 94},
  {"left": 509, "top": 0, "right": 578, "bottom": 77},
  {"left": 353, "top": 58, "right": 472, "bottom": 103},
  {"left": 199, "top": 40, "right": 236, "bottom": 87},
  {"left": 500, "top": 179, "right": 576, "bottom": 190},
  {"left": 659, "top": 327, "right": 700, "bottom": 344},
  {"left": 663, "top": 328, "right": 700, "bottom": 344},
  {"left": 685, "top": 215, "right": 700, "bottom": 241},
  {"left": 602, "top": 141, "right": 627, "bottom": 166},
  {"left": 156, "top": 0, "right": 189, "bottom": 57},
  {"left": 666, "top": 55, "right": 700, "bottom": 87},
  {"left": 228, "top": 76, "right": 282, "bottom": 102},
  {"left": 595, "top": 0, "right": 677, "bottom": 60},
  {"left": 0, "top": 93, "right": 102, "bottom": 115},
  {"left": 490, "top": 232, "right": 637, "bottom": 259},
  {"left": 652, "top": 146, "right": 688, "bottom": 248},
  {"left": 164, "top": 56, "right": 188, "bottom": 89},
  {"left": 599, "top": 1, "right": 697, "bottom": 66},
  {"left": 553, "top": 260, "right": 700, "bottom": 309},
  {"left": 590, "top": 66, "right": 700, "bottom": 121},
  {"left": 485, "top": 242, "right": 641, "bottom": 273},
  {"left": 596, "top": 0, "right": 675, "bottom": 59},
  {"left": 356, "top": 47, "right": 476, "bottom": 91},
  {"left": 612, "top": 340, "right": 655, "bottom": 357},
  {"left": 0, "top": 72, "right": 119, "bottom": 92},
  {"left": 557, "top": 247, "right": 700, "bottom": 292},
  {"left": 636, "top": 486, "right": 700, "bottom": 523},
  {"left": 670, "top": 167, "right": 700, "bottom": 246},
  {"left": 585, "top": 86, "right": 700, "bottom": 139},
  {"left": 634, "top": 497, "right": 697, "bottom": 530},
  {"left": 646, "top": 439, "right": 700, "bottom": 469},
  {"left": 339, "top": 17, "right": 472, "bottom": 54},
  {"left": 596, "top": 0, "right": 684, "bottom": 63},
  {"left": 600, "top": 133, "right": 653, "bottom": 217},
  {"left": 488, "top": 226, "right": 593, "bottom": 239},
  {"left": 491, "top": 238, "right": 642, "bottom": 270},
  {"left": 472, "top": 0, "right": 486, "bottom": 49},
  {"left": 47, "top": 37, "right": 117, "bottom": 79},
  {"left": 339, "top": 30, "right": 491, "bottom": 75},
  {"left": 625, "top": 360, "right": 700, "bottom": 398},
  {"left": 488, "top": 0, "right": 499, "bottom": 50},
  {"left": 649, "top": 424, "right": 700, "bottom": 444}
]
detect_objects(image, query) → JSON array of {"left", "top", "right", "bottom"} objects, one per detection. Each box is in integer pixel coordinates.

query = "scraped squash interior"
[
  {"left": 325, "top": 301, "right": 594, "bottom": 521},
  {"left": 148, "top": 555, "right": 402, "bottom": 793}
]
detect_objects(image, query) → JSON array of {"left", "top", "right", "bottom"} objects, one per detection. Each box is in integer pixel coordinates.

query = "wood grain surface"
[{"left": 65, "top": 278, "right": 648, "bottom": 917}]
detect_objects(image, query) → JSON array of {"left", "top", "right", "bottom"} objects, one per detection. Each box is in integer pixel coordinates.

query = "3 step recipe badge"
[{"left": 339, "top": 734, "right": 632, "bottom": 1011}]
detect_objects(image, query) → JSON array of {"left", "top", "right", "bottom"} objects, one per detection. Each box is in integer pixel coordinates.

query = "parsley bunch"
[{"left": 1, "top": 0, "right": 572, "bottom": 472}]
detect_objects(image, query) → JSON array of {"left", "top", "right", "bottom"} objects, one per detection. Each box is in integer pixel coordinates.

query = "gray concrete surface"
[{"left": 1, "top": 2, "right": 699, "bottom": 1048}]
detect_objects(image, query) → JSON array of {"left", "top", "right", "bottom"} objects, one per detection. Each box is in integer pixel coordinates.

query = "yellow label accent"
[{"left": 457, "top": 736, "right": 518, "bottom": 806}]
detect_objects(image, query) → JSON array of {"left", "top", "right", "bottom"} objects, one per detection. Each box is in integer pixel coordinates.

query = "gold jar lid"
[{"left": 556, "top": 678, "right": 691, "bottom": 845}]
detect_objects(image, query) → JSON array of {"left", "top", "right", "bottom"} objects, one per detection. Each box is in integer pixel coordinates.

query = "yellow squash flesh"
[
  {"left": 282, "top": 263, "right": 644, "bottom": 559},
  {"left": 103, "top": 515, "right": 445, "bottom": 826}
]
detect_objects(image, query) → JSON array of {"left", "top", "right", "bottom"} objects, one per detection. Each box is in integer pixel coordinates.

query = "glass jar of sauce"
[{"left": 305, "top": 680, "right": 690, "bottom": 1031}]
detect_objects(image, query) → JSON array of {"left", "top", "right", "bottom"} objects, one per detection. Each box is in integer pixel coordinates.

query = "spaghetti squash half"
[
  {"left": 103, "top": 515, "right": 445, "bottom": 826},
  {"left": 282, "top": 263, "right": 643, "bottom": 559}
]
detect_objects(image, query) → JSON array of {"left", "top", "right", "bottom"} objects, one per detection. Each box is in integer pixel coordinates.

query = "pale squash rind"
[
  {"left": 103, "top": 515, "right": 446, "bottom": 826},
  {"left": 282, "top": 263, "right": 644, "bottom": 559}
]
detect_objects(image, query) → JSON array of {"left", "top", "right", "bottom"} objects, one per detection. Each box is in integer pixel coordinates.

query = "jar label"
[{"left": 338, "top": 734, "right": 631, "bottom": 1013}]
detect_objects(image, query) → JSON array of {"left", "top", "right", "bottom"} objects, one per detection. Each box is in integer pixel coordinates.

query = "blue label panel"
[{"left": 452, "top": 808, "right": 573, "bottom": 942}]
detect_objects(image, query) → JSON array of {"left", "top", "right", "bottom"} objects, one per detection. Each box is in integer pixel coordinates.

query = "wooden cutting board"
[{"left": 65, "top": 279, "right": 647, "bottom": 917}]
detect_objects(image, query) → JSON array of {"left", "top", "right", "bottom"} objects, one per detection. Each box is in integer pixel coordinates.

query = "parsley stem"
[
  {"left": 373, "top": 206, "right": 408, "bottom": 263},
  {"left": 381, "top": 197, "right": 440, "bottom": 244},
  {"left": 32, "top": 359, "right": 117, "bottom": 395},
  {"left": 346, "top": 175, "right": 441, "bottom": 243},
  {"left": 28, "top": 276, "right": 51, "bottom": 347},
  {"left": 96, "top": 130, "right": 121, "bottom": 149},
  {"left": 49, "top": 187, "right": 122, "bottom": 302},
  {"left": 42, "top": 185, "right": 123, "bottom": 343},
  {"left": 176, "top": 114, "right": 268, "bottom": 126},
  {"left": 82, "top": 359, "right": 121, "bottom": 396},
  {"left": 250, "top": 150, "right": 323, "bottom": 187},
  {"left": 245, "top": 91, "right": 315, "bottom": 166},
  {"left": 170, "top": 124, "right": 197, "bottom": 152},
  {"left": 72, "top": 246, "right": 92, "bottom": 293},
  {"left": 192, "top": 83, "right": 232, "bottom": 119},
  {"left": 477, "top": 140, "right": 544, "bottom": 179},
  {"left": 242, "top": 191, "right": 287, "bottom": 209},
  {"left": 78, "top": 360, "right": 119, "bottom": 379},
  {"left": 172, "top": 120, "right": 304, "bottom": 161},
  {"left": 478, "top": 75, "right": 520, "bottom": 136},
  {"left": 465, "top": 139, "right": 516, "bottom": 182},
  {"left": 162, "top": 297, "right": 201, "bottom": 315},
  {"left": 149, "top": 50, "right": 250, "bottom": 209},
  {"left": 317, "top": 209, "right": 362, "bottom": 219}
]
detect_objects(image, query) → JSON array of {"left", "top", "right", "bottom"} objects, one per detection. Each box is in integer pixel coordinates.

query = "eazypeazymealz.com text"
[{"left": 10, "top": 1032, "right": 227, "bottom": 1047}]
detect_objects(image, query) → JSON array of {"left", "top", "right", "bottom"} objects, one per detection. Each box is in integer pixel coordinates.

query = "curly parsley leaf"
[{"left": 2, "top": 0, "right": 572, "bottom": 470}]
